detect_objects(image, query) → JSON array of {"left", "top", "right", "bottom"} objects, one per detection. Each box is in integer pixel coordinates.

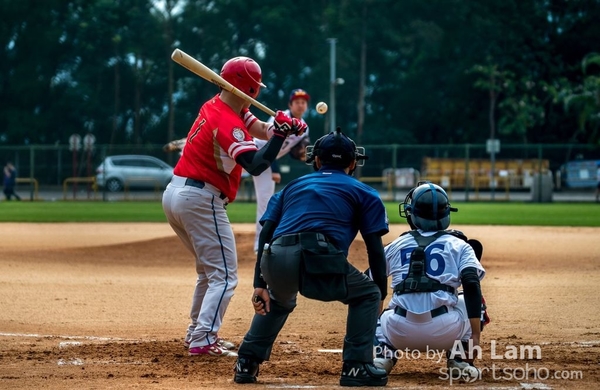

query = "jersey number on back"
[{"left": 399, "top": 243, "right": 446, "bottom": 279}]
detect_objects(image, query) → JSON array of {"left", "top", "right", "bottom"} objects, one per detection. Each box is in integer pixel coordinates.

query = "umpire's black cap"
[{"left": 307, "top": 127, "right": 359, "bottom": 168}]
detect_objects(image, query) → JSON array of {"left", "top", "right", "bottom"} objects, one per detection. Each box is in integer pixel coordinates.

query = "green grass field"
[{"left": 0, "top": 201, "right": 599, "bottom": 226}]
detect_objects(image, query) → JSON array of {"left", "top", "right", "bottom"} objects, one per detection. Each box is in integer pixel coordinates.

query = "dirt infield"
[{"left": 1, "top": 223, "right": 599, "bottom": 389}]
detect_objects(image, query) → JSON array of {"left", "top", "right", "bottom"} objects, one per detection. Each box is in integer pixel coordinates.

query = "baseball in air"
[{"left": 316, "top": 102, "right": 328, "bottom": 114}]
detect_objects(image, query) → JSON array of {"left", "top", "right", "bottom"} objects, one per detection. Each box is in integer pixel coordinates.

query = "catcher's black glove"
[
  {"left": 467, "top": 239, "right": 483, "bottom": 261},
  {"left": 289, "top": 137, "right": 310, "bottom": 161}
]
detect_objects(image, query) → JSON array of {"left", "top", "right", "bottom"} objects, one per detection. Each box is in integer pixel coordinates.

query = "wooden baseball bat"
[{"left": 171, "top": 48, "right": 276, "bottom": 117}]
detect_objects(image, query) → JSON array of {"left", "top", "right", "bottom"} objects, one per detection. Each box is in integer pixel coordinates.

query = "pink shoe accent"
[{"left": 188, "top": 343, "right": 238, "bottom": 357}]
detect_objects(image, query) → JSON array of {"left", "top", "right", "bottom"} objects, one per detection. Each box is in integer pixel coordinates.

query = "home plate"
[
  {"left": 59, "top": 341, "right": 82, "bottom": 348},
  {"left": 317, "top": 349, "right": 342, "bottom": 353}
]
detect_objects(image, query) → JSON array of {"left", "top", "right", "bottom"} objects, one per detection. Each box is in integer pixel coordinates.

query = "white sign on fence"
[
  {"left": 486, "top": 138, "right": 500, "bottom": 154},
  {"left": 83, "top": 133, "right": 96, "bottom": 151},
  {"left": 68, "top": 134, "right": 82, "bottom": 151}
]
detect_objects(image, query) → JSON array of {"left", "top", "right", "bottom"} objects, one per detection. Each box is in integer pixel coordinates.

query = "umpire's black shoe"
[
  {"left": 233, "top": 356, "right": 260, "bottom": 384},
  {"left": 340, "top": 361, "right": 388, "bottom": 387}
]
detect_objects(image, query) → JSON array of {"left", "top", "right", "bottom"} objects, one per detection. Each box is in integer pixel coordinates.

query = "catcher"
[{"left": 371, "top": 182, "right": 490, "bottom": 377}]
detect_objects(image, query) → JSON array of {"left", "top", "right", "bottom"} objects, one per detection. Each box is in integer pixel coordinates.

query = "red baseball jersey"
[{"left": 174, "top": 94, "right": 258, "bottom": 201}]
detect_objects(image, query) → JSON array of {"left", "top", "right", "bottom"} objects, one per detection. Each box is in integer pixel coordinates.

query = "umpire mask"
[{"left": 305, "top": 127, "right": 367, "bottom": 174}]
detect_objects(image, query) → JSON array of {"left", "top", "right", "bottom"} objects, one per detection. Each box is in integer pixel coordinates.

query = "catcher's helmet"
[
  {"left": 220, "top": 57, "right": 266, "bottom": 98},
  {"left": 400, "top": 182, "right": 457, "bottom": 231},
  {"left": 305, "top": 127, "right": 367, "bottom": 170}
]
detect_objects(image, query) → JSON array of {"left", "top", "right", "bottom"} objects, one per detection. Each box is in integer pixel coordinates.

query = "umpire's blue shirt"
[{"left": 260, "top": 166, "right": 389, "bottom": 255}]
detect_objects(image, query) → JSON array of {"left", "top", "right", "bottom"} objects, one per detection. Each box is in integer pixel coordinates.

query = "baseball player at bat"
[
  {"left": 162, "top": 56, "right": 306, "bottom": 358},
  {"left": 252, "top": 88, "right": 311, "bottom": 253},
  {"left": 370, "top": 182, "right": 490, "bottom": 377},
  {"left": 234, "top": 128, "right": 390, "bottom": 387}
]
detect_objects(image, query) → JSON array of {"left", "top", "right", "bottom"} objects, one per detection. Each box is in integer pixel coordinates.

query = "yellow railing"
[
  {"left": 15, "top": 177, "right": 40, "bottom": 200},
  {"left": 63, "top": 177, "right": 97, "bottom": 200},
  {"left": 359, "top": 176, "right": 393, "bottom": 200},
  {"left": 123, "top": 177, "right": 162, "bottom": 200}
]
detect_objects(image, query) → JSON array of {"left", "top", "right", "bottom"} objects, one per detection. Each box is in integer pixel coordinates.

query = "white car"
[{"left": 95, "top": 155, "right": 174, "bottom": 192}]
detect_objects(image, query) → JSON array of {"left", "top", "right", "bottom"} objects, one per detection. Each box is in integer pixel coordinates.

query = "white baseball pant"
[
  {"left": 162, "top": 175, "right": 238, "bottom": 348},
  {"left": 252, "top": 167, "right": 276, "bottom": 252},
  {"left": 376, "top": 294, "right": 472, "bottom": 352}
]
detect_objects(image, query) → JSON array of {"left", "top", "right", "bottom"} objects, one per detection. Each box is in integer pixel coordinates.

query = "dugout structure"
[{"left": 420, "top": 157, "right": 550, "bottom": 191}]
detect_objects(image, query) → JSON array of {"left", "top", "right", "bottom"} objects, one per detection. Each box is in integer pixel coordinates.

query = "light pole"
[
  {"left": 328, "top": 38, "right": 337, "bottom": 134},
  {"left": 327, "top": 38, "right": 344, "bottom": 134}
]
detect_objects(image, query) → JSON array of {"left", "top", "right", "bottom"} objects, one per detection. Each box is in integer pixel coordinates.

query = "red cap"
[{"left": 289, "top": 89, "right": 310, "bottom": 103}]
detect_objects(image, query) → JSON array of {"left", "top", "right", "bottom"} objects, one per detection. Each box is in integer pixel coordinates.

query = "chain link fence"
[{"left": 1, "top": 143, "right": 598, "bottom": 202}]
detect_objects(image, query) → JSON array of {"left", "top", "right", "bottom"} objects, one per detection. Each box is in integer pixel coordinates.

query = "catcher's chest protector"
[{"left": 393, "top": 231, "right": 455, "bottom": 295}]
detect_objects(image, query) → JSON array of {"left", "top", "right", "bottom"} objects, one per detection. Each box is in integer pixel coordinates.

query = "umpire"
[{"left": 234, "top": 128, "right": 389, "bottom": 387}]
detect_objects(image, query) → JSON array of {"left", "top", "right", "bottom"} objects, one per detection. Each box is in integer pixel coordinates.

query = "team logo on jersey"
[{"left": 232, "top": 128, "right": 245, "bottom": 141}]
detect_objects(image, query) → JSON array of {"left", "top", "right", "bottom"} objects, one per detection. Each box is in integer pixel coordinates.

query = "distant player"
[
  {"left": 3, "top": 161, "right": 21, "bottom": 201},
  {"left": 162, "top": 137, "right": 186, "bottom": 156},
  {"left": 162, "top": 56, "right": 306, "bottom": 357},
  {"left": 371, "top": 182, "right": 489, "bottom": 377},
  {"left": 252, "top": 88, "right": 311, "bottom": 253},
  {"left": 234, "top": 128, "right": 389, "bottom": 387}
]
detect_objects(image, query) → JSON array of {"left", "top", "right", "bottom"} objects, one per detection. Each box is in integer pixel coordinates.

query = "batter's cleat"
[
  {"left": 188, "top": 343, "right": 238, "bottom": 357},
  {"left": 217, "top": 337, "right": 236, "bottom": 350},
  {"left": 233, "top": 356, "right": 260, "bottom": 384},
  {"left": 184, "top": 336, "right": 236, "bottom": 350},
  {"left": 340, "top": 361, "right": 388, "bottom": 387}
]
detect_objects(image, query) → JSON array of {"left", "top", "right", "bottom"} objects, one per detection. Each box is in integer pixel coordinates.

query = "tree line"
[{"left": 1, "top": 0, "right": 599, "bottom": 148}]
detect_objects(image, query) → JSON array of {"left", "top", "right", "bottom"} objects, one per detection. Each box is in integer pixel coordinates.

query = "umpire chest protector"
[{"left": 393, "top": 231, "right": 455, "bottom": 295}]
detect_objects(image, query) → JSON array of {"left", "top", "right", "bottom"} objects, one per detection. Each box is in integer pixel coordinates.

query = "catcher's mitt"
[
  {"left": 467, "top": 239, "right": 483, "bottom": 261},
  {"left": 163, "top": 137, "right": 187, "bottom": 153},
  {"left": 289, "top": 137, "right": 310, "bottom": 161},
  {"left": 445, "top": 229, "right": 484, "bottom": 261}
]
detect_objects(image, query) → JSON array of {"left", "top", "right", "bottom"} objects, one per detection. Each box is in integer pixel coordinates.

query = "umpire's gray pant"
[{"left": 237, "top": 235, "right": 381, "bottom": 364}]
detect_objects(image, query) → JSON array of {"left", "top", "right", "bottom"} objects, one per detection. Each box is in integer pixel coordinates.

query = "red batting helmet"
[{"left": 220, "top": 57, "right": 266, "bottom": 98}]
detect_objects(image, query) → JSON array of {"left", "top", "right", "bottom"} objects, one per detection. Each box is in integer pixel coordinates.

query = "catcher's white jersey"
[
  {"left": 385, "top": 230, "right": 485, "bottom": 314},
  {"left": 254, "top": 109, "right": 309, "bottom": 159}
]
